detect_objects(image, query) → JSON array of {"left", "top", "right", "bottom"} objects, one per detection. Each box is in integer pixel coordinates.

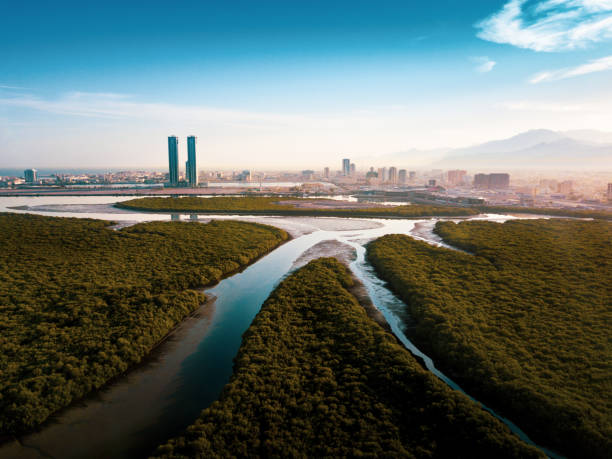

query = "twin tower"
[{"left": 168, "top": 135, "right": 198, "bottom": 187}]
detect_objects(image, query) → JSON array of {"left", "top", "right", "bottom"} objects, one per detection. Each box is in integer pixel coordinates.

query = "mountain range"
[{"left": 365, "top": 129, "right": 612, "bottom": 170}]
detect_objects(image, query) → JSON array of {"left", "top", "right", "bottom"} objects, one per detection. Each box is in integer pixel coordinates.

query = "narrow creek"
[{"left": 0, "top": 198, "right": 558, "bottom": 458}]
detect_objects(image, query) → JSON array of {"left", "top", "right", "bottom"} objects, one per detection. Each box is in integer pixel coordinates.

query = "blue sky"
[{"left": 1, "top": 0, "right": 611, "bottom": 168}]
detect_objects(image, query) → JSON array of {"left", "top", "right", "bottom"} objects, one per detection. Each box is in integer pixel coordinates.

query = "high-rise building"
[
  {"left": 186, "top": 136, "right": 198, "bottom": 187},
  {"left": 489, "top": 173, "right": 510, "bottom": 188},
  {"left": 409, "top": 171, "right": 416, "bottom": 180},
  {"left": 378, "top": 167, "right": 388, "bottom": 182},
  {"left": 447, "top": 170, "right": 466, "bottom": 186},
  {"left": 350, "top": 163, "right": 356, "bottom": 176},
  {"left": 398, "top": 169, "right": 407, "bottom": 184},
  {"left": 168, "top": 136, "right": 179, "bottom": 186},
  {"left": 323, "top": 167, "right": 330, "bottom": 179},
  {"left": 24, "top": 169, "right": 37, "bottom": 183},
  {"left": 474, "top": 173, "right": 510, "bottom": 189},
  {"left": 558, "top": 180, "right": 573, "bottom": 195},
  {"left": 388, "top": 167, "right": 397, "bottom": 184},
  {"left": 428, "top": 179, "right": 437, "bottom": 187},
  {"left": 342, "top": 158, "right": 350, "bottom": 176},
  {"left": 474, "top": 173, "right": 489, "bottom": 189},
  {"left": 607, "top": 183, "right": 612, "bottom": 201}
]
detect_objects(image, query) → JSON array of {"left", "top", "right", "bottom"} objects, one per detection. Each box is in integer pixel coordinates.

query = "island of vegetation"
[
  {"left": 115, "top": 196, "right": 478, "bottom": 217},
  {"left": 0, "top": 213, "right": 288, "bottom": 436},
  {"left": 155, "top": 257, "right": 542, "bottom": 458},
  {"left": 367, "top": 219, "right": 612, "bottom": 458},
  {"left": 477, "top": 205, "right": 612, "bottom": 220}
]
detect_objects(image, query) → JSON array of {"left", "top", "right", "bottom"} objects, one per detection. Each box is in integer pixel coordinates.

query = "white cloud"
[
  {"left": 476, "top": 0, "right": 612, "bottom": 51},
  {"left": 472, "top": 56, "right": 497, "bottom": 72},
  {"left": 0, "top": 84, "right": 29, "bottom": 90},
  {"left": 529, "top": 54, "right": 612, "bottom": 81},
  {"left": 0, "top": 92, "right": 312, "bottom": 126},
  {"left": 501, "top": 100, "right": 589, "bottom": 111}
]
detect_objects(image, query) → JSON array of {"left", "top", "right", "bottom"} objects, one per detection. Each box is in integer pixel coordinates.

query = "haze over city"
[
  {"left": 1, "top": 2, "right": 611, "bottom": 459},
  {"left": 2, "top": 0, "right": 612, "bottom": 169}
]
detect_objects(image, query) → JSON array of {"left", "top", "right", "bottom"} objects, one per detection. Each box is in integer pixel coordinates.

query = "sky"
[{"left": 1, "top": 0, "right": 612, "bottom": 169}]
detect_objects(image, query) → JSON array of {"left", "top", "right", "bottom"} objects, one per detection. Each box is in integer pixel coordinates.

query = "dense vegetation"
[
  {"left": 0, "top": 213, "right": 288, "bottom": 435},
  {"left": 477, "top": 205, "right": 612, "bottom": 220},
  {"left": 116, "top": 197, "right": 612, "bottom": 220},
  {"left": 155, "top": 257, "right": 542, "bottom": 458},
  {"left": 367, "top": 219, "right": 612, "bottom": 458},
  {"left": 116, "top": 196, "right": 478, "bottom": 217}
]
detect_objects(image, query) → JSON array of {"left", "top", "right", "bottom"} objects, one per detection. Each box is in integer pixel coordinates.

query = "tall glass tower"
[
  {"left": 342, "top": 158, "right": 350, "bottom": 176},
  {"left": 168, "top": 136, "right": 179, "bottom": 186},
  {"left": 186, "top": 136, "right": 198, "bottom": 187}
]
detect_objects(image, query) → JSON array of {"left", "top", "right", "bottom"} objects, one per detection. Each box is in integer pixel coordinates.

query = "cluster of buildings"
[
  {"left": 0, "top": 169, "right": 167, "bottom": 188},
  {"left": 333, "top": 159, "right": 506, "bottom": 189},
  {"left": 5, "top": 147, "right": 611, "bottom": 209}
]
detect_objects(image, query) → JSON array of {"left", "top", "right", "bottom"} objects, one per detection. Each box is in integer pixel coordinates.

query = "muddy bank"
[
  {"left": 8, "top": 203, "right": 135, "bottom": 214},
  {"left": 347, "top": 272, "right": 392, "bottom": 334},
  {"left": 0, "top": 295, "right": 218, "bottom": 459},
  {"left": 291, "top": 239, "right": 357, "bottom": 269}
]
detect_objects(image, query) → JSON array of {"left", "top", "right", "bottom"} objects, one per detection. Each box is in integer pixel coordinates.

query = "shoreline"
[
  {"left": 0, "top": 293, "right": 218, "bottom": 450},
  {"left": 0, "top": 228, "right": 291, "bottom": 447},
  {"left": 112, "top": 203, "right": 478, "bottom": 219},
  {"left": 345, "top": 266, "right": 429, "bottom": 372}
]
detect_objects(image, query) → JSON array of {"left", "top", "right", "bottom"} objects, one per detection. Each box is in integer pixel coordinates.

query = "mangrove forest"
[
  {"left": 367, "top": 219, "right": 612, "bottom": 458},
  {"left": 155, "top": 257, "right": 542, "bottom": 458},
  {"left": 0, "top": 213, "right": 288, "bottom": 435},
  {"left": 115, "top": 196, "right": 478, "bottom": 217}
]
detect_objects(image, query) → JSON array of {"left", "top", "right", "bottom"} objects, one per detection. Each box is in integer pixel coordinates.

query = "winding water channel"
[{"left": 0, "top": 197, "right": 558, "bottom": 458}]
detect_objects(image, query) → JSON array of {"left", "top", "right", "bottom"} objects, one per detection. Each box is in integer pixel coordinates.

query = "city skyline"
[
  {"left": 2, "top": 1, "right": 612, "bottom": 168},
  {"left": 0, "top": 3, "right": 609, "bottom": 457}
]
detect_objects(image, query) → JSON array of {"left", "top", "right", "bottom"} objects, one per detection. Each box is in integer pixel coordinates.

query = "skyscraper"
[
  {"left": 388, "top": 167, "right": 397, "bottom": 184},
  {"left": 342, "top": 158, "right": 350, "bottom": 176},
  {"left": 398, "top": 169, "right": 407, "bottom": 184},
  {"left": 168, "top": 136, "right": 179, "bottom": 186},
  {"left": 378, "top": 167, "right": 388, "bottom": 182},
  {"left": 323, "top": 167, "right": 330, "bottom": 179},
  {"left": 24, "top": 169, "right": 37, "bottom": 183},
  {"left": 187, "top": 136, "right": 198, "bottom": 187}
]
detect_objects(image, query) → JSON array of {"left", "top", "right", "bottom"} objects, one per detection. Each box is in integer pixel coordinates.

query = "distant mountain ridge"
[
  {"left": 366, "top": 129, "right": 612, "bottom": 170},
  {"left": 437, "top": 129, "right": 612, "bottom": 170}
]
